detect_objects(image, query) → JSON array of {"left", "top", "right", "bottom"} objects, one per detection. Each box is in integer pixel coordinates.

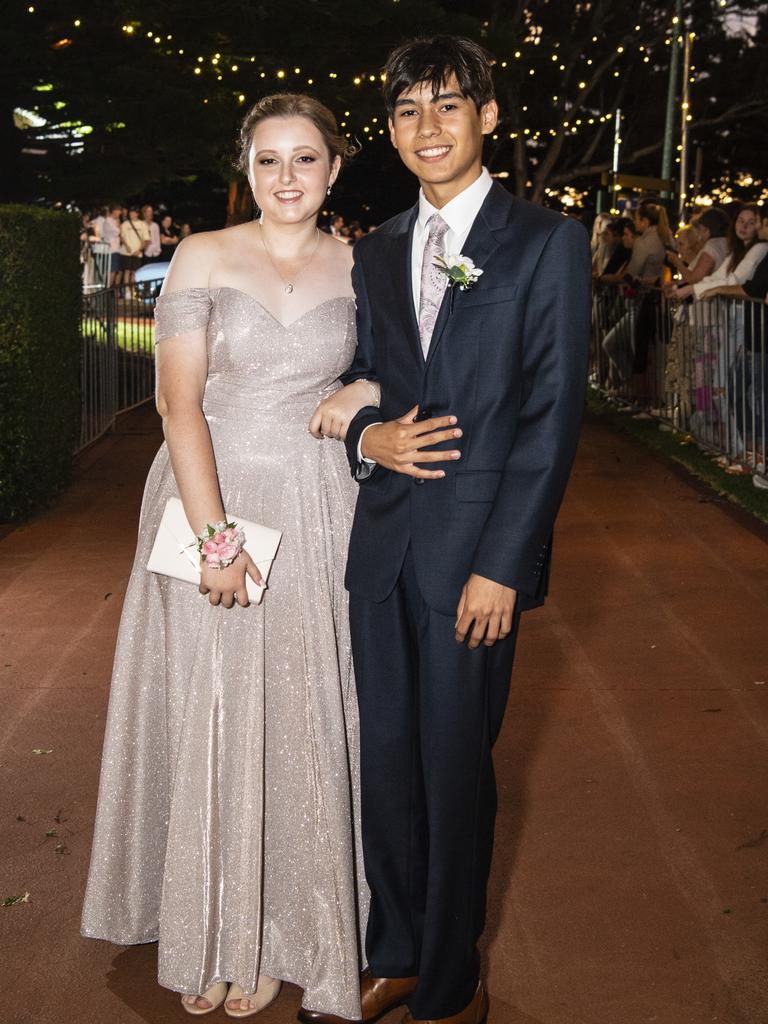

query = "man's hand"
[
  {"left": 455, "top": 573, "right": 517, "bottom": 649},
  {"left": 361, "top": 405, "right": 462, "bottom": 479}
]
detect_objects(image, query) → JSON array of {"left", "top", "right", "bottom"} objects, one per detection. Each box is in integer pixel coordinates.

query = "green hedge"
[{"left": 0, "top": 206, "right": 82, "bottom": 521}]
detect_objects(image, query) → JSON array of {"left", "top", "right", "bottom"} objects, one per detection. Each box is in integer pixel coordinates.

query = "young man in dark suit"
[{"left": 302, "top": 35, "right": 591, "bottom": 1024}]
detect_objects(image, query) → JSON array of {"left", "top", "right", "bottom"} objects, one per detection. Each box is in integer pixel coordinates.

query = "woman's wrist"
[
  {"left": 357, "top": 379, "right": 381, "bottom": 408},
  {"left": 197, "top": 519, "right": 245, "bottom": 569}
]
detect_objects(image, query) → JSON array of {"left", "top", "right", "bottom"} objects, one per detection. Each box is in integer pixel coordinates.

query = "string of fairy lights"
[{"left": 24, "top": 1, "right": 756, "bottom": 206}]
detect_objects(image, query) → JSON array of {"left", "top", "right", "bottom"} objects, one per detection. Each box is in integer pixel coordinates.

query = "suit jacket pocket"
[
  {"left": 456, "top": 283, "right": 518, "bottom": 309},
  {"left": 455, "top": 470, "right": 502, "bottom": 502}
]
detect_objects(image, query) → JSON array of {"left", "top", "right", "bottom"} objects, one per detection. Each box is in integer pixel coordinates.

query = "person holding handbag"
[{"left": 82, "top": 95, "right": 376, "bottom": 1021}]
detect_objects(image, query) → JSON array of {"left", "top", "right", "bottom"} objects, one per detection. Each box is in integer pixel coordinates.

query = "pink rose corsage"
[{"left": 196, "top": 520, "right": 245, "bottom": 569}]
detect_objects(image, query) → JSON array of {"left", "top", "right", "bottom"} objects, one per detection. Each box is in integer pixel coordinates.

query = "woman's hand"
[
  {"left": 308, "top": 380, "right": 380, "bottom": 441},
  {"left": 199, "top": 551, "right": 264, "bottom": 608},
  {"left": 698, "top": 287, "right": 719, "bottom": 301},
  {"left": 675, "top": 284, "right": 694, "bottom": 300}
]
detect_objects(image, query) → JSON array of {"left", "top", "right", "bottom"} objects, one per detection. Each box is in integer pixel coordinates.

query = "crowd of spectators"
[
  {"left": 324, "top": 212, "right": 376, "bottom": 243},
  {"left": 591, "top": 197, "right": 768, "bottom": 487},
  {"left": 80, "top": 204, "right": 191, "bottom": 292},
  {"left": 80, "top": 206, "right": 375, "bottom": 294}
]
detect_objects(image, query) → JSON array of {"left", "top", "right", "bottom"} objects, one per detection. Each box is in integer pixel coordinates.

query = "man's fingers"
[
  {"left": 413, "top": 427, "right": 463, "bottom": 446},
  {"left": 221, "top": 592, "right": 235, "bottom": 609},
  {"left": 208, "top": 589, "right": 222, "bottom": 606},
  {"left": 413, "top": 415, "right": 458, "bottom": 437},
  {"left": 483, "top": 613, "right": 502, "bottom": 647},
  {"left": 410, "top": 466, "right": 448, "bottom": 479},
  {"left": 468, "top": 616, "right": 489, "bottom": 650},
  {"left": 455, "top": 613, "right": 471, "bottom": 643},
  {"left": 499, "top": 610, "right": 514, "bottom": 640},
  {"left": 402, "top": 448, "right": 461, "bottom": 463}
]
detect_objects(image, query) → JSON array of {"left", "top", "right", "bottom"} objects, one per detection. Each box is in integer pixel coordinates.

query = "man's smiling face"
[{"left": 388, "top": 73, "right": 498, "bottom": 205}]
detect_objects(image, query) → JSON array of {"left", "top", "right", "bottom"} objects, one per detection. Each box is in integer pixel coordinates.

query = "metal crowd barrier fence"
[
  {"left": 77, "top": 278, "right": 162, "bottom": 452},
  {"left": 590, "top": 283, "right": 767, "bottom": 487}
]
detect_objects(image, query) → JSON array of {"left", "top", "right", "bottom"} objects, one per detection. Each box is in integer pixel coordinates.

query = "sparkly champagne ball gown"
[{"left": 81, "top": 283, "right": 368, "bottom": 1019}]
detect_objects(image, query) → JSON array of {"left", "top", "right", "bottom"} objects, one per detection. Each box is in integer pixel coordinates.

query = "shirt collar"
[{"left": 417, "top": 167, "right": 493, "bottom": 237}]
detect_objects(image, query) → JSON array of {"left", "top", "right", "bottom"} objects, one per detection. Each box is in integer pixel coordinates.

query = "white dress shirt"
[
  {"left": 359, "top": 168, "right": 494, "bottom": 463},
  {"left": 411, "top": 167, "right": 494, "bottom": 313}
]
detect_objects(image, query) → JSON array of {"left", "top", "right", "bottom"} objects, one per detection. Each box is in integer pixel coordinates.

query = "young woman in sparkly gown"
[{"left": 82, "top": 95, "right": 373, "bottom": 1020}]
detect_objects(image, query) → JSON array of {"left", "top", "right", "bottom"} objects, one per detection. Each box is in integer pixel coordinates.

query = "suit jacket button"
[{"left": 414, "top": 478, "right": 425, "bottom": 486}]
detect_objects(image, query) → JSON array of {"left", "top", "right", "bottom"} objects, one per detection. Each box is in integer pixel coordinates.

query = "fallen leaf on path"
[
  {"left": 736, "top": 830, "right": 768, "bottom": 851},
  {"left": 54, "top": 842, "right": 69, "bottom": 855},
  {"left": 45, "top": 829, "right": 58, "bottom": 838},
  {"left": 2, "top": 893, "right": 30, "bottom": 907},
  {"left": 31, "top": 749, "right": 53, "bottom": 755}
]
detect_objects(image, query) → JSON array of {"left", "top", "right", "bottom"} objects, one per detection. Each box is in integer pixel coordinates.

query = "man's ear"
[
  {"left": 388, "top": 117, "right": 398, "bottom": 149},
  {"left": 480, "top": 99, "right": 499, "bottom": 136}
]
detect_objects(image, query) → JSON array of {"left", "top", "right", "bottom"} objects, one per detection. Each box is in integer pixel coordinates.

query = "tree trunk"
[{"left": 226, "top": 180, "right": 253, "bottom": 226}]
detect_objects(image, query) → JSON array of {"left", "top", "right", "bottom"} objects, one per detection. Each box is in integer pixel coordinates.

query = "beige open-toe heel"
[
  {"left": 181, "top": 981, "right": 229, "bottom": 1015},
  {"left": 225, "top": 976, "right": 282, "bottom": 1018}
]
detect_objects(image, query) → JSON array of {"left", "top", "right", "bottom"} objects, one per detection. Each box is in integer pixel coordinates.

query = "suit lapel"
[
  {"left": 389, "top": 206, "right": 424, "bottom": 371},
  {"left": 424, "top": 189, "right": 508, "bottom": 369}
]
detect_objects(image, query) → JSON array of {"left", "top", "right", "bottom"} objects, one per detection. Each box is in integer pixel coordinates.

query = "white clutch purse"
[{"left": 147, "top": 496, "right": 282, "bottom": 604}]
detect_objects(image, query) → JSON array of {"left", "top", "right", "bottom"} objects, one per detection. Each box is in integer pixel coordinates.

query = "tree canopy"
[{"left": 5, "top": 0, "right": 767, "bottom": 222}]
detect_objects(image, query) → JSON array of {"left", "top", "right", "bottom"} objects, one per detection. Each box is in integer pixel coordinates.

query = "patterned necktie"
[{"left": 418, "top": 213, "right": 450, "bottom": 359}]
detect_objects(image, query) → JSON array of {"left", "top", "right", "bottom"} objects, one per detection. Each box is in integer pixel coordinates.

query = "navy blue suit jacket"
[{"left": 342, "top": 182, "right": 591, "bottom": 616}]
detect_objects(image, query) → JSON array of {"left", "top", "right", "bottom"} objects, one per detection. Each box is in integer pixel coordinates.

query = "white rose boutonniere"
[{"left": 434, "top": 253, "right": 484, "bottom": 291}]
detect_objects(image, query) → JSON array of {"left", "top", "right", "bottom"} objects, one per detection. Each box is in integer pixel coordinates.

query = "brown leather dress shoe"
[
  {"left": 400, "top": 979, "right": 489, "bottom": 1024},
  {"left": 360, "top": 968, "right": 419, "bottom": 1022},
  {"left": 296, "top": 1008, "right": 360, "bottom": 1024}
]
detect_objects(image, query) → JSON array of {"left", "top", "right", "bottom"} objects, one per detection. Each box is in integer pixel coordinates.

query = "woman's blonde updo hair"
[{"left": 237, "top": 93, "right": 357, "bottom": 177}]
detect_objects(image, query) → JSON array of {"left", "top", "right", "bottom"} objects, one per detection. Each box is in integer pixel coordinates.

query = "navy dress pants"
[{"left": 349, "top": 548, "right": 521, "bottom": 1019}]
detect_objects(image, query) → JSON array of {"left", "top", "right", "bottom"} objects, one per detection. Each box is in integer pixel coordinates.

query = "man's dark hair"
[
  {"left": 382, "top": 35, "right": 495, "bottom": 115},
  {"left": 696, "top": 207, "right": 729, "bottom": 239}
]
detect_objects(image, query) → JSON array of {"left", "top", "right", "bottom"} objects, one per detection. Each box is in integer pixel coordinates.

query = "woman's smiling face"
[{"left": 249, "top": 116, "right": 339, "bottom": 224}]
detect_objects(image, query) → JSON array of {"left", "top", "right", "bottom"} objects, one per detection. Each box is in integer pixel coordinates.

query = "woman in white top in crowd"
[{"left": 673, "top": 205, "right": 767, "bottom": 302}]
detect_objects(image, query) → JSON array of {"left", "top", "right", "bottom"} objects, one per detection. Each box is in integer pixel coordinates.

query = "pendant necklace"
[{"left": 259, "top": 222, "right": 321, "bottom": 294}]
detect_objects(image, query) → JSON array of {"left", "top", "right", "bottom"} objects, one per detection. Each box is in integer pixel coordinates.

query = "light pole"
[
  {"left": 661, "top": 0, "right": 684, "bottom": 198},
  {"left": 678, "top": 31, "right": 694, "bottom": 223}
]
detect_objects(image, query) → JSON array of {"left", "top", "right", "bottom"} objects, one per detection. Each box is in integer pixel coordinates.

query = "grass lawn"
[
  {"left": 586, "top": 391, "right": 768, "bottom": 526},
  {"left": 115, "top": 316, "right": 155, "bottom": 353},
  {"left": 82, "top": 310, "right": 155, "bottom": 354}
]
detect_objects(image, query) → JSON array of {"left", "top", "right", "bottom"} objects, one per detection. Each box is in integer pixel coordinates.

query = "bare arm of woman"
[
  {"left": 308, "top": 379, "right": 381, "bottom": 440},
  {"left": 156, "top": 236, "right": 263, "bottom": 607}
]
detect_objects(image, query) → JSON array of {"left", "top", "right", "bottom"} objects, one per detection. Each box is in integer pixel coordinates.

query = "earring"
[{"left": 327, "top": 185, "right": 332, "bottom": 196}]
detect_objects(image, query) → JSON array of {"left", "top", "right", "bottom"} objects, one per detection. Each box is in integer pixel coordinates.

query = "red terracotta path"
[{"left": 1, "top": 405, "right": 767, "bottom": 1024}]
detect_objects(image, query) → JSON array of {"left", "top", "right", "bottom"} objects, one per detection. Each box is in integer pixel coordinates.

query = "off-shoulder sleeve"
[{"left": 154, "top": 287, "right": 212, "bottom": 342}]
